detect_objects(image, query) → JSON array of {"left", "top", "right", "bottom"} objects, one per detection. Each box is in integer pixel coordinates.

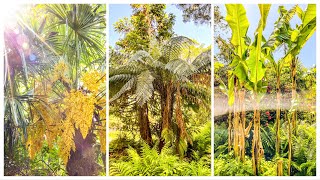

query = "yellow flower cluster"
[
  {"left": 58, "top": 117, "right": 76, "bottom": 165},
  {"left": 81, "top": 70, "right": 105, "bottom": 94},
  {"left": 63, "top": 90, "right": 96, "bottom": 139},
  {"left": 26, "top": 102, "right": 62, "bottom": 158},
  {"left": 26, "top": 121, "right": 45, "bottom": 159},
  {"left": 52, "top": 61, "right": 71, "bottom": 84},
  {"left": 26, "top": 65, "right": 106, "bottom": 164}
]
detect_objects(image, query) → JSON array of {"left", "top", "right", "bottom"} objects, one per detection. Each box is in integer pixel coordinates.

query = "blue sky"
[
  {"left": 216, "top": 4, "right": 316, "bottom": 68},
  {"left": 109, "top": 4, "right": 211, "bottom": 48}
]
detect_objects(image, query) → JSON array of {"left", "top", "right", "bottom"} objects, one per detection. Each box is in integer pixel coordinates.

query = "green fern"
[{"left": 109, "top": 142, "right": 211, "bottom": 176}]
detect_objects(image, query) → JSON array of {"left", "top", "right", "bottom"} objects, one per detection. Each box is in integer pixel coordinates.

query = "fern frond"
[
  {"left": 135, "top": 70, "right": 155, "bottom": 106},
  {"left": 110, "top": 77, "right": 136, "bottom": 102},
  {"left": 162, "top": 36, "right": 195, "bottom": 63}
]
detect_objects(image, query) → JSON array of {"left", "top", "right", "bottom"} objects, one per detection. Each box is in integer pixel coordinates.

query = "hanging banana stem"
[
  {"left": 233, "top": 77, "right": 240, "bottom": 158},
  {"left": 277, "top": 159, "right": 283, "bottom": 176},
  {"left": 287, "top": 112, "right": 292, "bottom": 176},
  {"left": 276, "top": 74, "right": 283, "bottom": 176},
  {"left": 239, "top": 87, "right": 246, "bottom": 162},
  {"left": 252, "top": 93, "right": 263, "bottom": 176},
  {"left": 228, "top": 106, "right": 233, "bottom": 153},
  {"left": 291, "top": 58, "right": 297, "bottom": 135},
  {"left": 276, "top": 75, "right": 281, "bottom": 156}
]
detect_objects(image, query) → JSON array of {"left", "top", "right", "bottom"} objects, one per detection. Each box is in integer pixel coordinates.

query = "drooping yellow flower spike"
[{"left": 81, "top": 70, "right": 105, "bottom": 94}]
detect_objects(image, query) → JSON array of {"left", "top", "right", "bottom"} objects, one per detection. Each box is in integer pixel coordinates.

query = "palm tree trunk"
[
  {"left": 138, "top": 103, "right": 152, "bottom": 146},
  {"left": 66, "top": 129, "right": 100, "bottom": 176},
  {"left": 277, "top": 159, "right": 283, "bottom": 176}
]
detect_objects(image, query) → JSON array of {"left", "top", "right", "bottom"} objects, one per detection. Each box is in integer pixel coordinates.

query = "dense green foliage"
[{"left": 109, "top": 4, "right": 211, "bottom": 176}]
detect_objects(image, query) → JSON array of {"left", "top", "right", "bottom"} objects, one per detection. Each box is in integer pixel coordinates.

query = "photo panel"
[
  {"left": 109, "top": 4, "right": 212, "bottom": 176},
  {"left": 3, "top": 4, "right": 106, "bottom": 176},
  {"left": 214, "top": 4, "right": 316, "bottom": 176}
]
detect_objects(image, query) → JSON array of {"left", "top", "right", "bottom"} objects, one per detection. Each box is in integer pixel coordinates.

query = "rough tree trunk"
[
  {"left": 159, "top": 82, "right": 173, "bottom": 152},
  {"left": 138, "top": 103, "right": 152, "bottom": 146},
  {"left": 175, "top": 83, "right": 191, "bottom": 157},
  {"left": 66, "top": 129, "right": 100, "bottom": 176}
]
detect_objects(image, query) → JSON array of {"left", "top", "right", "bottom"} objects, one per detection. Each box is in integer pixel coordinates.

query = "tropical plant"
[
  {"left": 215, "top": 4, "right": 316, "bottom": 176},
  {"left": 110, "top": 36, "right": 211, "bottom": 156},
  {"left": 4, "top": 4, "right": 106, "bottom": 175}
]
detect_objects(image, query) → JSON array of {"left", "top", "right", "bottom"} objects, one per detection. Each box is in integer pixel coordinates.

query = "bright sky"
[
  {"left": 109, "top": 4, "right": 211, "bottom": 48},
  {"left": 216, "top": 4, "right": 316, "bottom": 68}
]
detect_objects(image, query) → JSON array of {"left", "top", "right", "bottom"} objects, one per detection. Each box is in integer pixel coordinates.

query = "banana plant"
[
  {"left": 262, "top": 5, "right": 298, "bottom": 176},
  {"left": 282, "top": 4, "right": 316, "bottom": 175},
  {"left": 224, "top": 6, "right": 271, "bottom": 171},
  {"left": 244, "top": 5, "right": 271, "bottom": 175},
  {"left": 225, "top": 4, "right": 251, "bottom": 162},
  {"left": 263, "top": 4, "right": 316, "bottom": 176}
]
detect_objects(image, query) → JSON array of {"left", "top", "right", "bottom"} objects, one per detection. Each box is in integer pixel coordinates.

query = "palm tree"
[{"left": 4, "top": 4, "right": 106, "bottom": 176}]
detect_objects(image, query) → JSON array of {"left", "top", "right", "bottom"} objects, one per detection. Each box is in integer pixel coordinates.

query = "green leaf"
[
  {"left": 233, "top": 62, "right": 247, "bottom": 83},
  {"left": 301, "top": 4, "right": 316, "bottom": 28},
  {"left": 291, "top": 29, "right": 300, "bottom": 42},
  {"left": 225, "top": 4, "right": 249, "bottom": 57},
  {"left": 246, "top": 47, "right": 266, "bottom": 84},
  {"left": 257, "top": 4, "right": 271, "bottom": 31}
]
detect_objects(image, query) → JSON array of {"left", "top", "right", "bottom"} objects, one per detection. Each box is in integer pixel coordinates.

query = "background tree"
[{"left": 176, "top": 4, "right": 211, "bottom": 25}]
